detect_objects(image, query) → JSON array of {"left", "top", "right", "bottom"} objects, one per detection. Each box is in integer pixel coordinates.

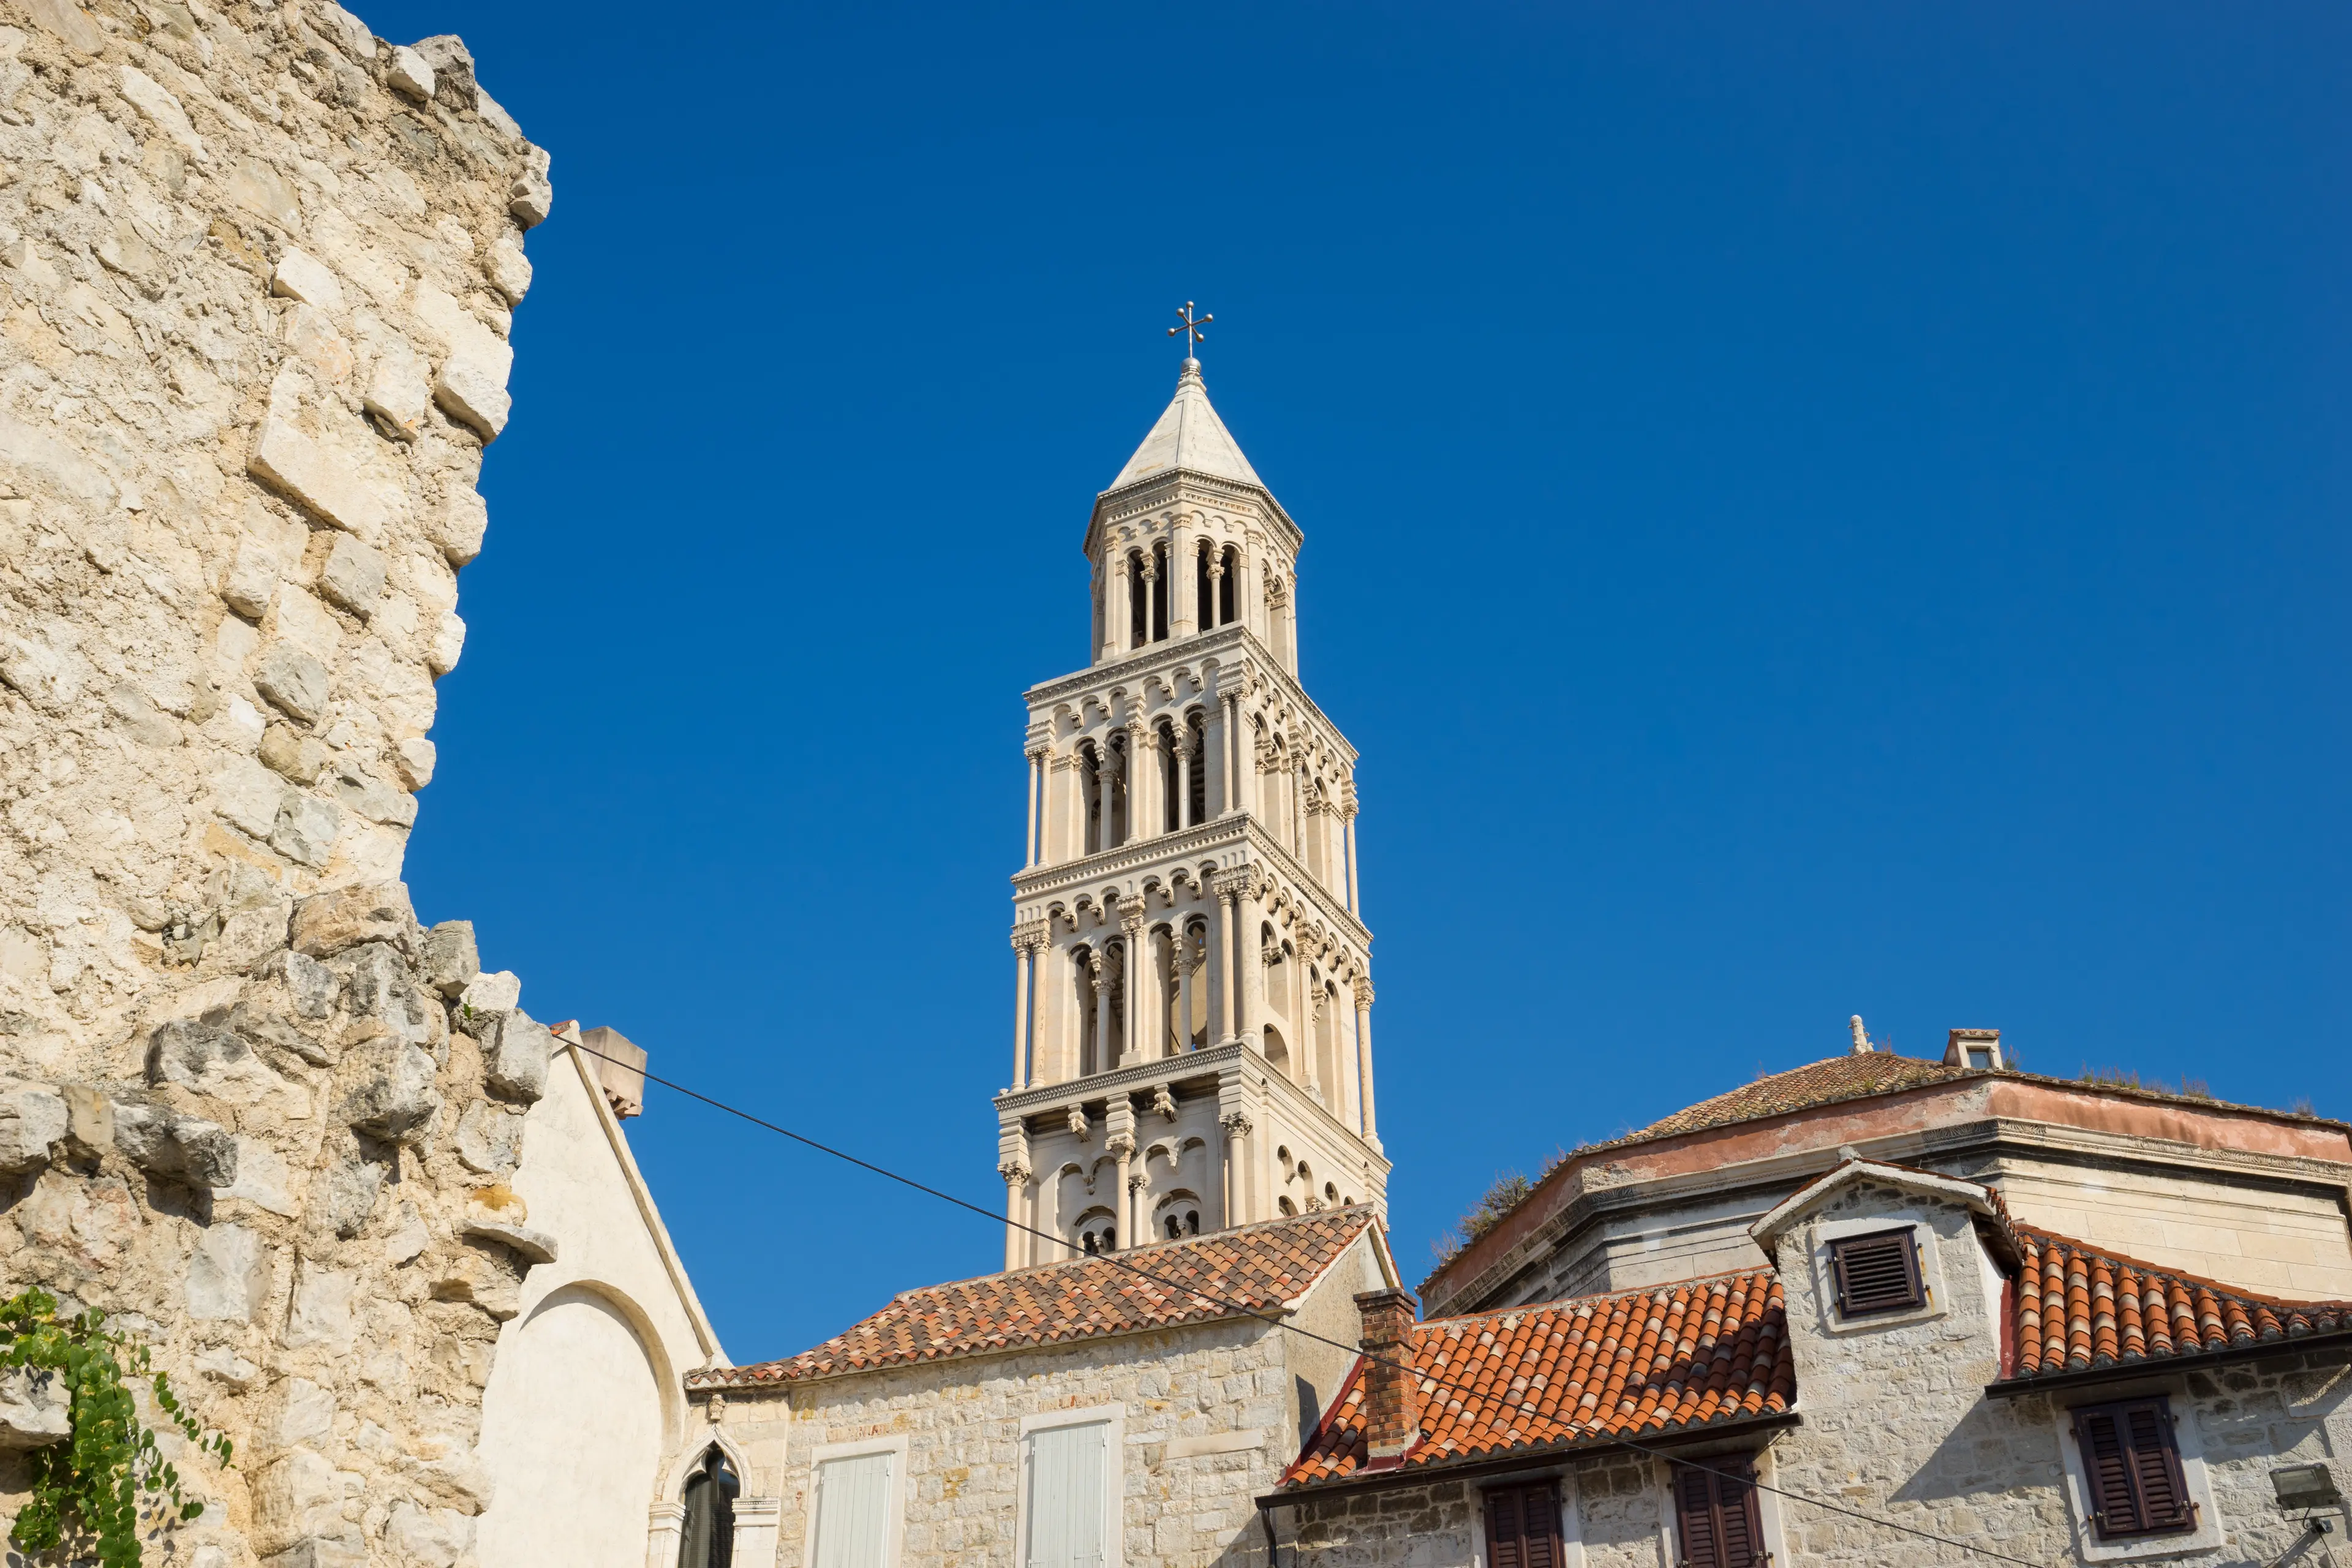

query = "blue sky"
[{"left": 361, "top": 1, "right": 2349, "bottom": 1361}]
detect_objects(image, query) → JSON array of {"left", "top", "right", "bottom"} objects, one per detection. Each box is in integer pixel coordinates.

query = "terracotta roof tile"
[
  {"left": 2003, "top": 1231, "right": 2352, "bottom": 1381},
  {"left": 690, "top": 1208, "right": 1375, "bottom": 1390},
  {"left": 1282, "top": 1269, "right": 1794, "bottom": 1488}
]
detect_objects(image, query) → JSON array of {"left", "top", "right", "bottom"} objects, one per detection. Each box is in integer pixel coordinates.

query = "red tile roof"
[
  {"left": 690, "top": 1208, "right": 1377, "bottom": 1390},
  {"left": 1623, "top": 1054, "right": 1973, "bottom": 1142},
  {"left": 2003, "top": 1230, "right": 2352, "bottom": 1381},
  {"left": 1283, "top": 1270, "right": 1794, "bottom": 1488}
]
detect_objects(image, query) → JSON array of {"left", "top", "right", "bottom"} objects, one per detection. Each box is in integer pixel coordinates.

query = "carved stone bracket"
[
  {"left": 1152, "top": 1085, "right": 1178, "bottom": 1121},
  {"left": 1068, "top": 1107, "right": 1090, "bottom": 1140}
]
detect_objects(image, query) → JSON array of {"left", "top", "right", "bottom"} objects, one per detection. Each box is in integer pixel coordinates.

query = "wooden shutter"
[
  {"left": 2071, "top": 1398, "right": 2195, "bottom": 1538},
  {"left": 1482, "top": 1480, "right": 1564, "bottom": 1568},
  {"left": 1828, "top": 1229, "right": 1924, "bottom": 1316},
  {"left": 1673, "top": 1457, "right": 1766, "bottom": 1567}
]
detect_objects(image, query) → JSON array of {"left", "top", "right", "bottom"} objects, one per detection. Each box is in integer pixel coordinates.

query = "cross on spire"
[{"left": 1168, "top": 301, "right": 1212, "bottom": 360}]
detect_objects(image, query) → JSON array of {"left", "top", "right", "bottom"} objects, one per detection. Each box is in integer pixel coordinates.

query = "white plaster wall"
[
  {"left": 477, "top": 1286, "right": 665, "bottom": 1568},
  {"left": 477, "top": 1043, "right": 723, "bottom": 1566}
]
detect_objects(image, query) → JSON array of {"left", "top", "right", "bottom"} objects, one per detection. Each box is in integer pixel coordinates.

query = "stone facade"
[
  {"left": 695, "top": 1224, "right": 1393, "bottom": 1568},
  {"left": 0, "top": 1, "right": 718, "bottom": 1562},
  {"left": 998, "top": 358, "right": 1387, "bottom": 1272},
  {"left": 1278, "top": 1167, "right": 2352, "bottom": 1568}
]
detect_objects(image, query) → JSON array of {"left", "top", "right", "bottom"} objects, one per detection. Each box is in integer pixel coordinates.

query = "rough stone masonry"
[{"left": 0, "top": 0, "right": 561, "bottom": 1561}]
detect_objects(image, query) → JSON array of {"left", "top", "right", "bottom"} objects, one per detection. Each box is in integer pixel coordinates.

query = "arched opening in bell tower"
[{"left": 1218, "top": 545, "right": 1240, "bottom": 625}]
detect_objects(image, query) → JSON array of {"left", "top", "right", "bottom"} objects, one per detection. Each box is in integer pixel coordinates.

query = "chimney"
[
  {"left": 1354, "top": 1289, "right": 1420, "bottom": 1461},
  {"left": 581, "top": 1025, "right": 649, "bottom": 1118},
  {"left": 1944, "top": 1028, "right": 2002, "bottom": 1071}
]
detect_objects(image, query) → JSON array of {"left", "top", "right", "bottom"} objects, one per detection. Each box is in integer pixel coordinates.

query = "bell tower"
[{"left": 996, "top": 346, "right": 1386, "bottom": 1268}]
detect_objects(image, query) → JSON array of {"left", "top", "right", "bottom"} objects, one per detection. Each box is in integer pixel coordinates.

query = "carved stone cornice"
[
  {"left": 1010, "top": 919, "right": 1050, "bottom": 952},
  {"left": 995, "top": 1043, "right": 1247, "bottom": 1118},
  {"left": 1023, "top": 625, "right": 1357, "bottom": 767}
]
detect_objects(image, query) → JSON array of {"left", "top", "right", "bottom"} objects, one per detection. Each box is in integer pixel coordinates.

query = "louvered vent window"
[
  {"left": 1828, "top": 1227, "right": 1925, "bottom": 1317},
  {"left": 2071, "top": 1397, "right": 2197, "bottom": 1539},
  {"left": 1482, "top": 1480, "right": 1565, "bottom": 1568},
  {"left": 1673, "top": 1457, "right": 1767, "bottom": 1568}
]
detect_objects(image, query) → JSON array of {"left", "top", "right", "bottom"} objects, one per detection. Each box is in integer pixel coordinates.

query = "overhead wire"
[{"left": 560, "top": 1035, "right": 2059, "bottom": 1567}]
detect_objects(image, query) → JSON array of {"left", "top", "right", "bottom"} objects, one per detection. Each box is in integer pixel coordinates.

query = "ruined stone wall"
[{"left": 0, "top": 0, "right": 564, "bottom": 1560}]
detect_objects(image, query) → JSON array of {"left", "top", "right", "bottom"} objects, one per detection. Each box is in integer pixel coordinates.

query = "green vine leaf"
[{"left": 1, "top": 1289, "right": 234, "bottom": 1568}]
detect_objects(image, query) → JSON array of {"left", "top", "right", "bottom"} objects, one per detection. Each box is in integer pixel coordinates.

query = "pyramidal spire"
[{"left": 1106, "top": 357, "right": 1266, "bottom": 492}]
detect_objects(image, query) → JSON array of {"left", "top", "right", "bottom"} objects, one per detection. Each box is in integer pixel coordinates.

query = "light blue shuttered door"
[
  {"left": 812, "top": 1452, "right": 894, "bottom": 1568},
  {"left": 1025, "top": 1422, "right": 1109, "bottom": 1568}
]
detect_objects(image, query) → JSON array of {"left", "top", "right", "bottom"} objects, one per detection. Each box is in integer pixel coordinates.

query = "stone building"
[
  {"left": 1262, "top": 1040, "right": 2352, "bottom": 1568},
  {"left": 0, "top": 1, "right": 723, "bottom": 1563},
  {"left": 1000, "top": 355, "right": 1387, "bottom": 1268}
]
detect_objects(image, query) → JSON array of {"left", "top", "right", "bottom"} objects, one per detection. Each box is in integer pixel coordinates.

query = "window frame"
[
  {"left": 1809, "top": 1214, "right": 1950, "bottom": 1335},
  {"left": 801, "top": 1434, "right": 908, "bottom": 1568},
  {"left": 1827, "top": 1227, "right": 1927, "bottom": 1318},
  {"left": 1478, "top": 1476, "right": 1569, "bottom": 1568},
  {"left": 2052, "top": 1385, "right": 2224, "bottom": 1562},
  {"left": 1016, "top": 1404, "right": 1125, "bottom": 1568},
  {"left": 1668, "top": 1453, "right": 1768, "bottom": 1568}
]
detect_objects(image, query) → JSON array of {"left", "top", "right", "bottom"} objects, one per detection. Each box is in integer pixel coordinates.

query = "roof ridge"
[{"left": 1415, "top": 1266, "right": 1779, "bottom": 1332}]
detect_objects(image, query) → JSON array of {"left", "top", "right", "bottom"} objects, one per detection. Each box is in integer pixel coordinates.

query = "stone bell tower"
[{"left": 995, "top": 349, "right": 1386, "bottom": 1268}]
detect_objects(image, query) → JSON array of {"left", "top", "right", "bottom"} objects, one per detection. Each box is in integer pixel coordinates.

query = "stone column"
[
  {"left": 1353, "top": 975, "right": 1378, "bottom": 1144},
  {"left": 730, "top": 1496, "right": 782, "bottom": 1568},
  {"left": 1131, "top": 721, "right": 1159, "bottom": 839},
  {"left": 1209, "top": 885, "right": 1234, "bottom": 1044},
  {"left": 1000, "top": 1157, "right": 1031, "bottom": 1270},
  {"left": 1343, "top": 798, "right": 1360, "bottom": 915},
  {"left": 1176, "top": 927, "right": 1196, "bottom": 1052},
  {"left": 1110, "top": 547, "right": 1132, "bottom": 655},
  {"left": 1219, "top": 1110, "right": 1253, "bottom": 1227},
  {"left": 1216, "top": 692, "right": 1240, "bottom": 816},
  {"left": 1139, "top": 550, "right": 1161, "bottom": 644},
  {"left": 1090, "top": 946, "right": 1112, "bottom": 1076},
  {"left": 646, "top": 1502, "right": 687, "bottom": 1568},
  {"left": 1205, "top": 549, "right": 1225, "bottom": 630},
  {"left": 1172, "top": 733, "right": 1194, "bottom": 831},
  {"left": 1025, "top": 747, "right": 1046, "bottom": 867},
  {"left": 1106, "top": 1093, "right": 1137, "bottom": 1249},
  {"left": 1119, "top": 906, "right": 1147, "bottom": 1068},
  {"left": 1010, "top": 933, "right": 1033, "bottom": 1090}
]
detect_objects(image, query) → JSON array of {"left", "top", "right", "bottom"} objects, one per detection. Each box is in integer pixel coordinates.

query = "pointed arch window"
[{"left": 677, "top": 1447, "right": 739, "bottom": 1568}]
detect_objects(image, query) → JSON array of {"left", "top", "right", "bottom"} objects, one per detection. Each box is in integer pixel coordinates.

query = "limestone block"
[
  {"left": 196, "top": 1346, "right": 260, "bottom": 1390},
  {"left": 227, "top": 1138, "right": 300, "bottom": 1215},
  {"left": 312, "top": 1140, "right": 388, "bottom": 1238},
  {"left": 458, "top": 970, "right": 519, "bottom": 1017},
  {"left": 113, "top": 1099, "right": 238, "bottom": 1189},
  {"left": 364, "top": 340, "right": 429, "bottom": 443},
  {"left": 1, "top": 627, "right": 92, "bottom": 712},
  {"left": 383, "top": 1204, "right": 431, "bottom": 1265},
  {"left": 271, "top": 249, "right": 347, "bottom": 317},
  {"left": 147, "top": 1019, "right": 285, "bottom": 1103},
  {"left": 292, "top": 883, "right": 416, "bottom": 958},
  {"left": 255, "top": 1446, "right": 347, "bottom": 1549},
  {"left": 316, "top": 4, "right": 374, "bottom": 64},
  {"left": 429, "top": 1246, "right": 521, "bottom": 1319},
  {"left": 225, "top": 538, "right": 284, "bottom": 619},
  {"left": 118, "top": 65, "right": 203, "bottom": 159},
  {"left": 215, "top": 754, "right": 290, "bottom": 839},
  {"left": 432, "top": 356, "right": 510, "bottom": 441},
  {"left": 337, "top": 1037, "right": 441, "bottom": 1141},
  {"left": 250, "top": 416, "right": 391, "bottom": 542},
  {"left": 427, "top": 610, "right": 464, "bottom": 676},
  {"left": 0, "top": 1366, "right": 70, "bottom": 1449},
  {"left": 385, "top": 1500, "right": 473, "bottom": 1567},
  {"left": 430, "top": 489, "right": 486, "bottom": 567},
  {"left": 396, "top": 737, "right": 437, "bottom": 790},
  {"left": 339, "top": 942, "right": 444, "bottom": 1055},
  {"left": 265, "top": 1534, "right": 367, "bottom": 1568},
  {"left": 386, "top": 45, "right": 435, "bottom": 101},
  {"left": 216, "top": 693, "right": 269, "bottom": 755},
  {"left": 508, "top": 147, "right": 553, "bottom": 229},
  {"left": 483, "top": 237, "right": 532, "bottom": 306},
  {"left": 233, "top": 994, "right": 336, "bottom": 1068},
  {"left": 461, "top": 1216, "right": 556, "bottom": 1265},
  {"left": 263, "top": 948, "right": 345, "bottom": 1020},
  {"left": 271, "top": 1378, "right": 336, "bottom": 1447},
  {"left": 260, "top": 724, "right": 329, "bottom": 785},
  {"left": 283, "top": 1264, "right": 355, "bottom": 1352},
  {"left": 319, "top": 535, "right": 385, "bottom": 617},
  {"left": 331, "top": 762, "right": 418, "bottom": 827},
  {"left": 420, "top": 921, "right": 479, "bottom": 998},
  {"left": 255, "top": 643, "right": 330, "bottom": 725},
  {"left": 270, "top": 792, "right": 340, "bottom": 869},
  {"left": 186, "top": 1222, "right": 270, "bottom": 1321},
  {"left": 453, "top": 1102, "right": 521, "bottom": 1175},
  {"left": 481, "top": 1010, "right": 552, "bottom": 1102},
  {"left": 0, "top": 1086, "right": 67, "bottom": 1172}
]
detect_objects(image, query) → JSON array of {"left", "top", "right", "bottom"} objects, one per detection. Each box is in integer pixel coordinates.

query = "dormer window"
[
  {"left": 1828, "top": 1227, "right": 1926, "bottom": 1317},
  {"left": 1945, "top": 1027, "right": 2003, "bottom": 1071}
]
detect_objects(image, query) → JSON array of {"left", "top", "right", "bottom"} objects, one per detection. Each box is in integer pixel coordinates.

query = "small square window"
[{"left": 1828, "top": 1227, "right": 1925, "bottom": 1317}]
